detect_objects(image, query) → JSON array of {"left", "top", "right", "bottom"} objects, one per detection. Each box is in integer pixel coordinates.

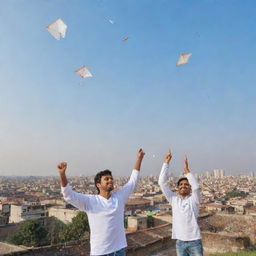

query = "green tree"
[
  {"left": 225, "top": 188, "right": 248, "bottom": 200},
  {"left": 59, "top": 211, "right": 89, "bottom": 242},
  {"left": 7, "top": 220, "right": 48, "bottom": 247},
  {"left": 48, "top": 217, "right": 66, "bottom": 244}
]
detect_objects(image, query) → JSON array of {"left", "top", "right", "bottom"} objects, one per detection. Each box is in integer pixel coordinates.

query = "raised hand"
[
  {"left": 57, "top": 162, "right": 67, "bottom": 176},
  {"left": 134, "top": 148, "right": 145, "bottom": 171},
  {"left": 183, "top": 156, "right": 190, "bottom": 174},
  {"left": 164, "top": 151, "right": 172, "bottom": 164},
  {"left": 137, "top": 148, "right": 145, "bottom": 160}
]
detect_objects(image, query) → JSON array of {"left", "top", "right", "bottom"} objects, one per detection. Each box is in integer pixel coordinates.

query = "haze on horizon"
[{"left": 0, "top": 0, "right": 256, "bottom": 177}]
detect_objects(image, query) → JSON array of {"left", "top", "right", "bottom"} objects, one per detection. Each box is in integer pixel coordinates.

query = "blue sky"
[{"left": 0, "top": 0, "right": 256, "bottom": 176}]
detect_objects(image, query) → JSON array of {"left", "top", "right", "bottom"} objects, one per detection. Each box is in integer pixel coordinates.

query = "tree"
[
  {"left": 225, "top": 188, "right": 248, "bottom": 200},
  {"left": 48, "top": 217, "right": 66, "bottom": 245},
  {"left": 59, "top": 211, "right": 89, "bottom": 242},
  {"left": 7, "top": 220, "right": 48, "bottom": 247}
]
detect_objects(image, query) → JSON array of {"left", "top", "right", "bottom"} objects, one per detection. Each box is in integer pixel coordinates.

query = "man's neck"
[
  {"left": 99, "top": 191, "right": 111, "bottom": 199},
  {"left": 179, "top": 193, "right": 189, "bottom": 199}
]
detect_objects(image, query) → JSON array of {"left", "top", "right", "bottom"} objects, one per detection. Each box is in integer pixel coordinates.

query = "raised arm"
[
  {"left": 184, "top": 156, "right": 201, "bottom": 205},
  {"left": 134, "top": 148, "right": 145, "bottom": 171},
  {"left": 117, "top": 149, "right": 145, "bottom": 201},
  {"left": 158, "top": 152, "right": 176, "bottom": 203},
  {"left": 58, "top": 162, "right": 68, "bottom": 187},
  {"left": 57, "top": 162, "right": 89, "bottom": 211}
]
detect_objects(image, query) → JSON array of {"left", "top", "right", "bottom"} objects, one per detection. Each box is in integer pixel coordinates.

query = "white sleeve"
[
  {"left": 186, "top": 173, "right": 201, "bottom": 205},
  {"left": 61, "top": 184, "right": 90, "bottom": 211},
  {"left": 158, "top": 163, "right": 176, "bottom": 204},
  {"left": 116, "top": 170, "right": 140, "bottom": 202}
]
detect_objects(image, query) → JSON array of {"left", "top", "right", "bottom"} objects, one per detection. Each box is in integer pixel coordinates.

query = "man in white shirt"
[
  {"left": 158, "top": 151, "right": 204, "bottom": 256},
  {"left": 57, "top": 149, "right": 145, "bottom": 256}
]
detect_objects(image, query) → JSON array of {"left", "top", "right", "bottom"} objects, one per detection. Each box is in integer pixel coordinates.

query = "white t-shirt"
[
  {"left": 61, "top": 170, "right": 139, "bottom": 255},
  {"left": 158, "top": 163, "right": 201, "bottom": 241}
]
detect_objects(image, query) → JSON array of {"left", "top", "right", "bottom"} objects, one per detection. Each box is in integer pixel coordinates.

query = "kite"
[
  {"left": 109, "top": 19, "right": 114, "bottom": 24},
  {"left": 75, "top": 66, "right": 93, "bottom": 78},
  {"left": 176, "top": 53, "right": 192, "bottom": 66},
  {"left": 46, "top": 18, "right": 67, "bottom": 40},
  {"left": 122, "top": 36, "right": 129, "bottom": 41}
]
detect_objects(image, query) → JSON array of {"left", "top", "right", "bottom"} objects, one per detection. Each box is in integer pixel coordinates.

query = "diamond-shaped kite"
[
  {"left": 176, "top": 53, "right": 192, "bottom": 66},
  {"left": 46, "top": 18, "right": 67, "bottom": 40},
  {"left": 75, "top": 66, "right": 93, "bottom": 78}
]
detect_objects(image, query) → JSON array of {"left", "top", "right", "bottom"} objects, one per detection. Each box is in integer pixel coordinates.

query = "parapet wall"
[
  {"left": 202, "top": 231, "right": 251, "bottom": 254},
  {"left": 0, "top": 224, "right": 20, "bottom": 241},
  {"left": 1, "top": 224, "right": 253, "bottom": 255}
]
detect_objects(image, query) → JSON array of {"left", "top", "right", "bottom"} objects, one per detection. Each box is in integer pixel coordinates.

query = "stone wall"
[
  {"left": 199, "top": 213, "right": 256, "bottom": 245},
  {"left": 202, "top": 232, "right": 251, "bottom": 254}
]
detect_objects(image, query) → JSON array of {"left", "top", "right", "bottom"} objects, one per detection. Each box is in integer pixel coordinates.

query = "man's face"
[
  {"left": 178, "top": 179, "right": 191, "bottom": 197},
  {"left": 97, "top": 175, "right": 114, "bottom": 192}
]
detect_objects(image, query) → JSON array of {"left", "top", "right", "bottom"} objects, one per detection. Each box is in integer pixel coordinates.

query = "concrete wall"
[
  {"left": 9, "top": 205, "right": 22, "bottom": 223},
  {"left": 127, "top": 237, "right": 176, "bottom": 256},
  {"left": 127, "top": 216, "right": 147, "bottom": 231},
  {"left": 0, "top": 233, "right": 252, "bottom": 256},
  {"left": 48, "top": 207, "right": 78, "bottom": 224},
  {"left": 0, "top": 223, "right": 20, "bottom": 241},
  {"left": 0, "top": 222, "right": 253, "bottom": 256},
  {"left": 153, "top": 215, "right": 171, "bottom": 226}
]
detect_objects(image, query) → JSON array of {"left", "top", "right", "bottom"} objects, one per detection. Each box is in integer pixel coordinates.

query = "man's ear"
[{"left": 96, "top": 183, "right": 101, "bottom": 189}]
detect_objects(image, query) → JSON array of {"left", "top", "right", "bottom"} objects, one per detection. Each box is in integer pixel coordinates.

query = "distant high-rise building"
[
  {"left": 213, "top": 169, "right": 225, "bottom": 178},
  {"left": 205, "top": 171, "right": 211, "bottom": 179}
]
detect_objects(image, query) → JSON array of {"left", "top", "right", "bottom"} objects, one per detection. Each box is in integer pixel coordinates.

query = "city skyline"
[{"left": 0, "top": 0, "right": 256, "bottom": 176}]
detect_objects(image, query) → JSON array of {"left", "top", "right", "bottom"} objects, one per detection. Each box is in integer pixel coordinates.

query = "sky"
[{"left": 0, "top": 0, "right": 256, "bottom": 176}]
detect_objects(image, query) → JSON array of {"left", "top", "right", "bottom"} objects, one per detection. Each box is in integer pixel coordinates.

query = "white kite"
[
  {"left": 46, "top": 18, "right": 67, "bottom": 40},
  {"left": 109, "top": 19, "right": 114, "bottom": 24},
  {"left": 176, "top": 53, "right": 192, "bottom": 66},
  {"left": 75, "top": 66, "right": 93, "bottom": 78}
]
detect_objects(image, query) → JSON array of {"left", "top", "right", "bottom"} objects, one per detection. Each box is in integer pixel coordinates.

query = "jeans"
[
  {"left": 176, "top": 239, "right": 204, "bottom": 256},
  {"left": 92, "top": 248, "right": 126, "bottom": 256}
]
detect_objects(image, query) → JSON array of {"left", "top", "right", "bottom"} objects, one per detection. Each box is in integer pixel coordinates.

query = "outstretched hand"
[{"left": 183, "top": 156, "right": 190, "bottom": 174}]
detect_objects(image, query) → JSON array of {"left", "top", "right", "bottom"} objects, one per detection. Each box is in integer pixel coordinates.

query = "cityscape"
[
  {"left": 1, "top": 0, "right": 256, "bottom": 255},
  {"left": 0, "top": 169, "right": 255, "bottom": 255}
]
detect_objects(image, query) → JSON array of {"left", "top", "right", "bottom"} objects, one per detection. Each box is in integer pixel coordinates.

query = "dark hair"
[
  {"left": 94, "top": 170, "right": 112, "bottom": 194},
  {"left": 177, "top": 177, "right": 189, "bottom": 186}
]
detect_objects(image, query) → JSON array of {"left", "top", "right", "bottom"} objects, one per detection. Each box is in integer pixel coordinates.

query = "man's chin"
[{"left": 179, "top": 191, "right": 189, "bottom": 196}]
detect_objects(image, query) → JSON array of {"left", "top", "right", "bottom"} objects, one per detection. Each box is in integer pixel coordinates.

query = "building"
[
  {"left": 9, "top": 204, "right": 47, "bottom": 223},
  {"left": 213, "top": 169, "right": 225, "bottom": 178},
  {"left": 125, "top": 199, "right": 151, "bottom": 215},
  {"left": 48, "top": 207, "right": 78, "bottom": 223},
  {"left": 127, "top": 215, "right": 147, "bottom": 232}
]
